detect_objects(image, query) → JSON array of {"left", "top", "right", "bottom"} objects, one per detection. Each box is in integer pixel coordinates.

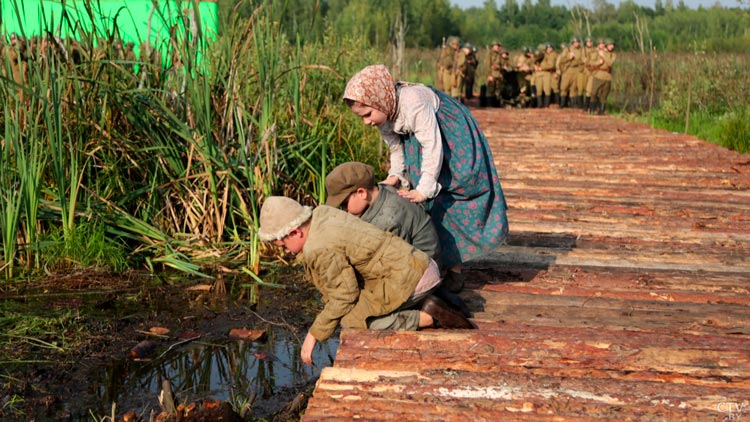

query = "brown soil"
[{"left": 0, "top": 267, "right": 320, "bottom": 421}]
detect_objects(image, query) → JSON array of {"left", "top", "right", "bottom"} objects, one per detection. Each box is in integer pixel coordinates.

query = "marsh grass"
[
  {"left": 0, "top": 2, "right": 382, "bottom": 280},
  {"left": 611, "top": 51, "right": 750, "bottom": 152},
  {"left": 0, "top": 310, "right": 83, "bottom": 357}
]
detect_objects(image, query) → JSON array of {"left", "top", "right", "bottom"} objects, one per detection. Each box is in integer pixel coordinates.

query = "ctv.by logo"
[{"left": 717, "top": 402, "right": 747, "bottom": 421}]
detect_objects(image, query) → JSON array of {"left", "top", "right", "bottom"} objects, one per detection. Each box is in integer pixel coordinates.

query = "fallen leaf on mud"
[
  {"left": 204, "top": 399, "right": 221, "bottom": 409},
  {"left": 149, "top": 327, "right": 170, "bottom": 335},
  {"left": 186, "top": 284, "right": 212, "bottom": 292},
  {"left": 129, "top": 340, "right": 158, "bottom": 359},
  {"left": 229, "top": 328, "right": 267, "bottom": 342},
  {"left": 253, "top": 352, "right": 268, "bottom": 360},
  {"left": 121, "top": 410, "right": 137, "bottom": 422}
]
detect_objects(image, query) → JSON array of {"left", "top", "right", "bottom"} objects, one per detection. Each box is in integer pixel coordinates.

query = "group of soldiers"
[{"left": 437, "top": 36, "right": 617, "bottom": 115}]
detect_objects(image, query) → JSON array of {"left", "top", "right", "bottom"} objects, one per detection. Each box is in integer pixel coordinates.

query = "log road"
[{"left": 302, "top": 106, "right": 750, "bottom": 421}]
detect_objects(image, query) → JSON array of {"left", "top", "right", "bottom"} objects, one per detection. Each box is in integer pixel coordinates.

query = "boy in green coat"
[{"left": 259, "top": 196, "right": 473, "bottom": 366}]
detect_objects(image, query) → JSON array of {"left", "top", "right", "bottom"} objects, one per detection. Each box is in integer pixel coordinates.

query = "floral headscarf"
[{"left": 343, "top": 64, "right": 398, "bottom": 120}]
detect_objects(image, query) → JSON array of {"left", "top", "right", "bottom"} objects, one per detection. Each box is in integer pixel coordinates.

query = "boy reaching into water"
[{"left": 259, "top": 196, "right": 473, "bottom": 366}]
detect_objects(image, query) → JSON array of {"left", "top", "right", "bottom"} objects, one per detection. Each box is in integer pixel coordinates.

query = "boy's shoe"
[
  {"left": 421, "top": 296, "right": 475, "bottom": 329},
  {"left": 442, "top": 271, "right": 465, "bottom": 293},
  {"left": 434, "top": 285, "right": 472, "bottom": 319}
]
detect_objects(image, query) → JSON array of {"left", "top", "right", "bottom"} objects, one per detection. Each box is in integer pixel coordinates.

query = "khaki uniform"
[
  {"left": 530, "top": 49, "right": 545, "bottom": 104},
  {"left": 583, "top": 42, "right": 599, "bottom": 109},
  {"left": 538, "top": 48, "right": 558, "bottom": 104},
  {"left": 438, "top": 42, "right": 461, "bottom": 99},
  {"left": 436, "top": 45, "right": 451, "bottom": 91},
  {"left": 455, "top": 49, "right": 467, "bottom": 100},
  {"left": 462, "top": 48, "right": 478, "bottom": 99},
  {"left": 560, "top": 43, "right": 584, "bottom": 106},
  {"left": 486, "top": 48, "right": 503, "bottom": 102},
  {"left": 514, "top": 52, "right": 532, "bottom": 105},
  {"left": 590, "top": 47, "right": 616, "bottom": 115}
]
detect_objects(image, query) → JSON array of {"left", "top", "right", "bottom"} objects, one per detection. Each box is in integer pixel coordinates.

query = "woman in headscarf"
[{"left": 343, "top": 64, "right": 509, "bottom": 292}]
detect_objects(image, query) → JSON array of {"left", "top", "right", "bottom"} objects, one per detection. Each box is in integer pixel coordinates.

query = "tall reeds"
[{"left": 0, "top": 1, "right": 382, "bottom": 280}]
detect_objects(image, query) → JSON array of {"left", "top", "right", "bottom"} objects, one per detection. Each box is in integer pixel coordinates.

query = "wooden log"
[
  {"left": 304, "top": 367, "right": 740, "bottom": 421},
  {"left": 471, "top": 246, "right": 750, "bottom": 273},
  {"left": 332, "top": 328, "right": 750, "bottom": 383},
  {"left": 465, "top": 290, "right": 750, "bottom": 320}
]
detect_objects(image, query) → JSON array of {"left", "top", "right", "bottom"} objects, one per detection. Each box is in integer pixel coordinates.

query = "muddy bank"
[{"left": 0, "top": 268, "right": 334, "bottom": 421}]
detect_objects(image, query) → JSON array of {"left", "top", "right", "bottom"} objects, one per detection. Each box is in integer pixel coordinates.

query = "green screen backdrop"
[{"left": 0, "top": 0, "right": 218, "bottom": 51}]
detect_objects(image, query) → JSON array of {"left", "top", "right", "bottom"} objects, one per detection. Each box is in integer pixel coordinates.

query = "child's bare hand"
[
  {"left": 301, "top": 332, "right": 316, "bottom": 366},
  {"left": 381, "top": 175, "right": 400, "bottom": 187},
  {"left": 398, "top": 189, "right": 427, "bottom": 203}
]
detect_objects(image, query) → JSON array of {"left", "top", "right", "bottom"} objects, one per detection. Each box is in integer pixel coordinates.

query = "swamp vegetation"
[{"left": 1, "top": 0, "right": 749, "bottom": 420}]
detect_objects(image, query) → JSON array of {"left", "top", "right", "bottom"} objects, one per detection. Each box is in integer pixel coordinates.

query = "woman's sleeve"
[
  {"left": 380, "top": 123, "right": 409, "bottom": 187},
  {"left": 407, "top": 93, "right": 443, "bottom": 199}
]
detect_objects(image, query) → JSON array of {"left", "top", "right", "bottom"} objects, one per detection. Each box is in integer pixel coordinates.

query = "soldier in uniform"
[
  {"left": 559, "top": 36, "right": 584, "bottom": 108},
  {"left": 583, "top": 36, "right": 598, "bottom": 112},
  {"left": 590, "top": 38, "right": 616, "bottom": 115},
  {"left": 498, "top": 49, "right": 513, "bottom": 104},
  {"left": 461, "top": 43, "right": 478, "bottom": 100},
  {"left": 514, "top": 47, "right": 533, "bottom": 107},
  {"left": 537, "top": 43, "right": 558, "bottom": 108},
  {"left": 553, "top": 42, "right": 567, "bottom": 106},
  {"left": 530, "top": 44, "right": 546, "bottom": 107},
  {"left": 436, "top": 39, "right": 450, "bottom": 91},
  {"left": 438, "top": 36, "right": 462, "bottom": 101},
  {"left": 486, "top": 41, "right": 504, "bottom": 106}
]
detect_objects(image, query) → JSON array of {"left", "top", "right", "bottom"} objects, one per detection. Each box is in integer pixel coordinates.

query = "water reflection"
[{"left": 86, "top": 329, "right": 338, "bottom": 419}]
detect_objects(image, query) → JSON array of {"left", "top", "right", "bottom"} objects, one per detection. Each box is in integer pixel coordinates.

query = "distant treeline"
[{"left": 216, "top": 0, "right": 749, "bottom": 52}]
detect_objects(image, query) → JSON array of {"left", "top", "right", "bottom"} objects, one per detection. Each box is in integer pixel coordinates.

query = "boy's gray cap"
[
  {"left": 258, "top": 196, "right": 312, "bottom": 242},
  {"left": 325, "top": 162, "right": 375, "bottom": 208}
]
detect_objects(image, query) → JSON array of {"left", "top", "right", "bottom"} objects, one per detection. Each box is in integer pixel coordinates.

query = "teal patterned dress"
[{"left": 403, "top": 88, "right": 509, "bottom": 269}]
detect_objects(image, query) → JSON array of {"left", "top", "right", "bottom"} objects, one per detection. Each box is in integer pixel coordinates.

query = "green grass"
[{"left": 644, "top": 106, "right": 750, "bottom": 154}]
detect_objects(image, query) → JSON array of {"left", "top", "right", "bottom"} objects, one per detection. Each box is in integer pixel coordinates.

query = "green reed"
[
  {"left": 0, "top": 1, "right": 385, "bottom": 280},
  {"left": 611, "top": 51, "right": 750, "bottom": 152}
]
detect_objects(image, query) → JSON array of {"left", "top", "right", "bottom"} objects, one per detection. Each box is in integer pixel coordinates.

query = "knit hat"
[
  {"left": 258, "top": 196, "right": 313, "bottom": 242},
  {"left": 325, "top": 162, "right": 375, "bottom": 208}
]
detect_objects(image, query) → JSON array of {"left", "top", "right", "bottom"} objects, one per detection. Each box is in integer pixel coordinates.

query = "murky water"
[
  {"left": 80, "top": 330, "right": 338, "bottom": 420},
  {"left": 1, "top": 274, "right": 338, "bottom": 421}
]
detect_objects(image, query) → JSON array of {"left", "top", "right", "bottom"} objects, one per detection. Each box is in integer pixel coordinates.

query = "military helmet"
[
  {"left": 585, "top": 36, "right": 593, "bottom": 43},
  {"left": 492, "top": 40, "right": 503, "bottom": 47},
  {"left": 605, "top": 38, "right": 615, "bottom": 45},
  {"left": 545, "top": 42, "right": 553, "bottom": 50},
  {"left": 447, "top": 36, "right": 461, "bottom": 46},
  {"left": 596, "top": 37, "right": 605, "bottom": 45},
  {"left": 570, "top": 36, "right": 581, "bottom": 43},
  {"left": 463, "top": 42, "right": 473, "bottom": 50},
  {"left": 522, "top": 46, "right": 531, "bottom": 54}
]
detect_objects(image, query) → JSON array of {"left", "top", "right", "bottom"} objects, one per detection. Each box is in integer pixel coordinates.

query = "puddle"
[
  {"left": 79, "top": 330, "right": 338, "bottom": 420},
  {"left": 1, "top": 272, "right": 338, "bottom": 421}
]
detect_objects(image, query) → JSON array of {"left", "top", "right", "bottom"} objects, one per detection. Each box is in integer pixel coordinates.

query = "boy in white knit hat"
[{"left": 259, "top": 196, "right": 473, "bottom": 366}]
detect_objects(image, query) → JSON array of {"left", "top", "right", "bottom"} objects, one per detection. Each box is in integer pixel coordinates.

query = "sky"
[{"left": 451, "top": 0, "right": 744, "bottom": 9}]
